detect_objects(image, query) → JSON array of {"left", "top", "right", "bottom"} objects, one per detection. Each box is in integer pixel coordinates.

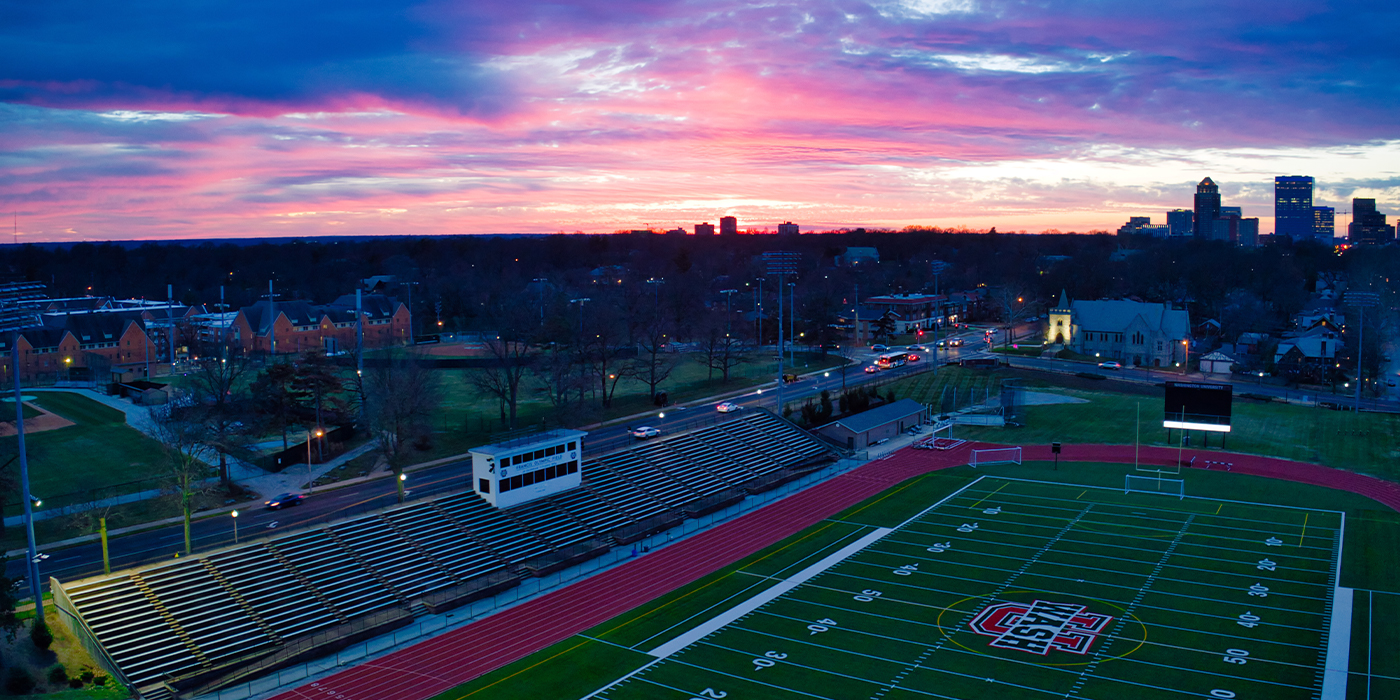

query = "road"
[{"left": 24, "top": 322, "right": 1391, "bottom": 586}]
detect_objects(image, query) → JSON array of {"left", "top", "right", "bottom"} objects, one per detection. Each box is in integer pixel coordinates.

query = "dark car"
[{"left": 264, "top": 493, "right": 305, "bottom": 509}]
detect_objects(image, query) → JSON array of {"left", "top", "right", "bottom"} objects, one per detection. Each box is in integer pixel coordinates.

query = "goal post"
[
  {"left": 1125, "top": 474, "right": 1185, "bottom": 499},
  {"left": 969, "top": 447, "right": 1022, "bottom": 468}
]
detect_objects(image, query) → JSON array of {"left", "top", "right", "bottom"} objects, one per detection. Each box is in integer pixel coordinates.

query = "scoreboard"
[{"left": 1163, "top": 381, "right": 1233, "bottom": 433}]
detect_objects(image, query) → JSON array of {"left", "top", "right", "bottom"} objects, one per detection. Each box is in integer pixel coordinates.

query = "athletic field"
[{"left": 583, "top": 476, "right": 1344, "bottom": 700}]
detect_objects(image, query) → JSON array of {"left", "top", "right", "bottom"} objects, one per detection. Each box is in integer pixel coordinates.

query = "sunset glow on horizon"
[{"left": 3, "top": 0, "right": 1398, "bottom": 242}]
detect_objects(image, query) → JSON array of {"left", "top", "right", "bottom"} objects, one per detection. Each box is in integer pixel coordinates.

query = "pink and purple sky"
[{"left": 3, "top": 0, "right": 1398, "bottom": 242}]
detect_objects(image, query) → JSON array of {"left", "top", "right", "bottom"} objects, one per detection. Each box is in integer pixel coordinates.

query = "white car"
[
  {"left": 716, "top": 402, "right": 741, "bottom": 413},
  {"left": 629, "top": 426, "right": 661, "bottom": 438},
  {"left": 1098, "top": 361, "right": 1122, "bottom": 370}
]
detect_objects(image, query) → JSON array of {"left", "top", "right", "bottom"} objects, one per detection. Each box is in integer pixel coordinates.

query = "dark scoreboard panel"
[{"left": 1164, "top": 381, "right": 1232, "bottom": 430}]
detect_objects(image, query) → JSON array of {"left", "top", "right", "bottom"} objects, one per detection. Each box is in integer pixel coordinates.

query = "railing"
[{"left": 176, "top": 607, "right": 414, "bottom": 698}]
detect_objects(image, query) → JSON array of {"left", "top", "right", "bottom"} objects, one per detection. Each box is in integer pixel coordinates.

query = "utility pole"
[
  {"left": 720, "top": 289, "right": 738, "bottom": 336},
  {"left": 0, "top": 282, "right": 47, "bottom": 624},
  {"left": 533, "top": 278, "right": 548, "bottom": 325},
  {"left": 167, "top": 283, "right": 176, "bottom": 369},
  {"left": 1345, "top": 291, "right": 1379, "bottom": 409},
  {"left": 267, "top": 280, "right": 277, "bottom": 358},
  {"left": 764, "top": 252, "right": 799, "bottom": 418}
]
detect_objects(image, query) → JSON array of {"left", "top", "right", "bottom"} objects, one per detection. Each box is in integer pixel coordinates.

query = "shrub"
[
  {"left": 31, "top": 621, "right": 53, "bottom": 651},
  {"left": 6, "top": 668, "right": 35, "bottom": 695},
  {"left": 93, "top": 674, "right": 109, "bottom": 686},
  {"left": 70, "top": 677, "right": 85, "bottom": 688},
  {"left": 78, "top": 668, "right": 95, "bottom": 683},
  {"left": 48, "top": 664, "right": 67, "bottom": 685}
]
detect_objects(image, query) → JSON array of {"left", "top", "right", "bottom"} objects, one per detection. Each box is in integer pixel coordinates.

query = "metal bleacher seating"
[
  {"left": 632, "top": 441, "right": 729, "bottom": 496},
  {"left": 549, "top": 486, "right": 633, "bottom": 534},
  {"left": 508, "top": 498, "right": 596, "bottom": 550},
  {"left": 431, "top": 492, "right": 551, "bottom": 562},
  {"left": 598, "top": 450, "right": 698, "bottom": 508},
  {"left": 381, "top": 504, "right": 504, "bottom": 583},
  {"left": 56, "top": 409, "right": 833, "bottom": 694},
  {"left": 664, "top": 433, "right": 760, "bottom": 485}
]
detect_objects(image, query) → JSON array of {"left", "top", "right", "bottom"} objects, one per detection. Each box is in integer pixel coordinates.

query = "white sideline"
[
  {"left": 1321, "top": 586, "right": 1353, "bottom": 699},
  {"left": 647, "top": 527, "right": 894, "bottom": 659}
]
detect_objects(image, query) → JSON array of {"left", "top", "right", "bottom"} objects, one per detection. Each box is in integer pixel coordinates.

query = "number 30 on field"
[{"left": 689, "top": 690, "right": 726, "bottom": 699}]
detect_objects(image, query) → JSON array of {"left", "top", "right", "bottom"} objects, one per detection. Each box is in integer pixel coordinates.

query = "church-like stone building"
[{"left": 1046, "top": 291, "right": 1190, "bottom": 367}]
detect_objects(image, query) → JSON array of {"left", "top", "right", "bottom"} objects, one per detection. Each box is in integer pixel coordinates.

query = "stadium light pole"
[
  {"left": 719, "top": 290, "right": 738, "bottom": 335},
  {"left": 232, "top": 510, "right": 240, "bottom": 544},
  {"left": 1, "top": 281, "right": 47, "bottom": 623}
]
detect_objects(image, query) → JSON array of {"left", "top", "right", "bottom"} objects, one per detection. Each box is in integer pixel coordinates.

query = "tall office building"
[
  {"left": 1274, "top": 176, "right": 1314, "bottom": 241},
  {"left": 1349, "top": 198, "right": 1395, "bottom": 245},
  {"left": 1167, "top": 209, "right": 1193, "bottom": 237},
  {"left": 694, "top": 222, "right": 715, "bottom": 236},
  {"left": 719, "top": 216, "right": 738, "bottom": 236},
  {"left": 1193, "top": 178, "right": 1221, "bottom": 239},
  {"left": 1312, "top": 207, "right": 1334, "bottom": 241},
  {"left": 777, "top": 221, "right": 800, "bottom": 236}
]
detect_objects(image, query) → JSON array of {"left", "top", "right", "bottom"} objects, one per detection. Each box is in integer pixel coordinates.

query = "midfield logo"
[{"left": 968, "top": 599, "right": 1113, "bottom": 655}]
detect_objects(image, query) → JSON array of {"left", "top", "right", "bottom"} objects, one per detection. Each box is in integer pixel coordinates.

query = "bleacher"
[{"left": 53, "top": 409, "right": 833, "bottom": 696}]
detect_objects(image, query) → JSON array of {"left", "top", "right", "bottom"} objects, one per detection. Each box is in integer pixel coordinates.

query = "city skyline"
[{"left": 2, "top": 1, "right": 1398, "bottom": 242}]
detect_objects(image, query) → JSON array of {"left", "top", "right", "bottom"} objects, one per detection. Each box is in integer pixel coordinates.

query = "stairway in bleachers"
[{"left": 54, "top": 409, "right": 833, "bottom": 694}]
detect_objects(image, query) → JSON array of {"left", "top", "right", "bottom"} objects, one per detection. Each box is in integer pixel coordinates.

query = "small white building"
[{"left": 471, "top": 429, "right": 587, "bottom": 509}]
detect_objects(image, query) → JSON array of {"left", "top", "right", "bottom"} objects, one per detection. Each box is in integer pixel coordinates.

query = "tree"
[
  {"left": 250, "top": 362, "right": 303, "bottom": 450},
  {"left": 869, "top": 312, "right": 897, "bottom": 342},
  {"left": 364, "top": 352, "right": 442, "bottom": 502},
  {"left": 151, "top": 404, "right": 215, "bottom": 555},
  {"left": 468, "top": 306, "right": 536, "bottom": 429},
  {"left": 632, "top": 318, "right": 680, "bottom": 401},
  {"left": 0, "top": 557, "right": 21, "bottom": 642},
  {"left": 292, "top": 351, "right": 344, "bottom": 436},
  {"left": 699, "top": 321, "right": 750, "bottom": 382},
  {"left": 183, "top": 354, "right": 253, "bottom": 490}
]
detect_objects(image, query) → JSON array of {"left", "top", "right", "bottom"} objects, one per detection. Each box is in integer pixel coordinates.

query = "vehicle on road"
[
  {"left": 1098, "top": 361, "right": 1122, "bottom": 370},
  {"left": 948, "top": 338, "right": 964, "bottom": 347},
  {"left": 264, "top": 493, "right": 305, "bottom": 510},
  {"left": 629, "top": 426, "right": 661, "bottom": 438},
  {"left": 864, "top": 365, "right": 881, "bottom": 374},
  {"left": 907, "top": 353, "right": 921, "bottom": 362},
  {"left": 871, "top": 344, "right": 890, "bottom": 352},
  {"left": 908, "top": 344, "right": 927, "bottom": 351},
  {"left": 876, "top": 352, "right": 909, "bottom": 369},
  {"left": 716, "top": 402, "right": 741, "bottom": 413}
]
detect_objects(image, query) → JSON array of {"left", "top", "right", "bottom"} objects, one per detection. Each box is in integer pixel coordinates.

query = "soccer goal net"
[
  {"left": 969, "top": 447, "right": 1022, "bottom": 468},
  {"left": 1125, "top": 475, "right": 1185, "bottom": 499}
]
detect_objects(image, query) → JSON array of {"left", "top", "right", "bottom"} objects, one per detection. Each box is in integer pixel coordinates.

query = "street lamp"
[
  {"left": 306, "top": 428, "right": 323, "bottom": 492},
  {"left": 397, "top": 472, "right": 407, "bottom": 503},
  {"left": 569, "top": 298, "right": 590, "bottom": 336},
  {"left": 232, "top": 510, "right": 240, "bottom": 544}
]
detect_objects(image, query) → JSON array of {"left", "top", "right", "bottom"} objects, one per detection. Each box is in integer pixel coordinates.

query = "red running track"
[{"left": 265, "top": 442, "right": 1396, "bottom": 700}]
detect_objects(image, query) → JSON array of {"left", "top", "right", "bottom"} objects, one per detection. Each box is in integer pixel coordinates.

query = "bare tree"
[
  {"left": 633, "top": 318, "right": 680, "bottom": 401},
  {"left": 184, "top": 354, "right": 253, "bottom": 490},
  {"left": 151, "top": 404, "right": 215, "bottom": 555},
  {"left": 700, "top": 321, "right": 751, "bottom": 382},
  {"left": 364, "top": 351, "right": 443, "bottom": 502},
  {"left": 467, "top": 306, "right": 536, "bottom": 429}
]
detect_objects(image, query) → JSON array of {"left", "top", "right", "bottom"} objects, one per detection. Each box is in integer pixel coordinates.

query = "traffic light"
[{"left": 917, "top": 328, "right": 924, "bottom": 337}]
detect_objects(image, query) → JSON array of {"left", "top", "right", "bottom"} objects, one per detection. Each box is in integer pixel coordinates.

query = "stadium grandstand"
[{"left": 51, "top": 410, "right": 833, "bottom": 700}]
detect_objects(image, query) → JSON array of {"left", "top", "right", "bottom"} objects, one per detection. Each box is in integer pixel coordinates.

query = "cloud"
[{"left": 2, "top": 1, "right": 1399, "bottom": 240}]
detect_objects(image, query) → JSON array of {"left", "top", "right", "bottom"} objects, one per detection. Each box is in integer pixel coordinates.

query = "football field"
[{"left": 584, "top": 476, "right": 1346, "bottom": 700}]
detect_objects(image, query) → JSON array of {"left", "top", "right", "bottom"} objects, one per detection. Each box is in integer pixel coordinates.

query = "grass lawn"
[
  {"left": 888, "top": 367, "right": 1400, "bottom": 482},
  {"left": 428, "top": 463, "right": 1393, "bottom": 700},
  {"left": 0, "top": 393, "right": 168, "bottom": 516}
]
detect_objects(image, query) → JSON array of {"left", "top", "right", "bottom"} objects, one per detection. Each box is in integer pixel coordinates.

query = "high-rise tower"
[
  {"left": 1193, "top": 177, "right": 1221, "bottom": 239},
  {"left": 1274, "top": 176, "right": 1314, "bottom": 241}
]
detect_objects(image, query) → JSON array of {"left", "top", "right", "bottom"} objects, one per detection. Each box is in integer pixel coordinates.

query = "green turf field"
[
  {"left": 583, "top": 477, "right": 1343, "bottom": 700},
  {"left": 431, "top": 463, "right": 1395, "bottom": 700}
]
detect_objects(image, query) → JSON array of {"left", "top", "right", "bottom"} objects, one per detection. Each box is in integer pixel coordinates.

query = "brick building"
[
  {"left": 229, "top": 294, "right": 410, "bottom": 357},
  {"left": 0, "top": 312, "right": 157, "bottom": 384}
]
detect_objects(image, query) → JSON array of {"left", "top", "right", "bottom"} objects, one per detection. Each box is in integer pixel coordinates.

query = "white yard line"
[{"left": 646, "top": 526, "right": 895, "bottom": 659}]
